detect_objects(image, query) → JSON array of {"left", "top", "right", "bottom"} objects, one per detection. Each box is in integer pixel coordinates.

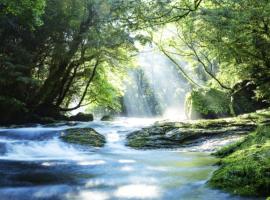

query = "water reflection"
[
  {"left": 114, "top": 184, "right": 161, "bottom": 199},
  {"left": 66, "top": 191, "right": 109, "bottom": 200}
]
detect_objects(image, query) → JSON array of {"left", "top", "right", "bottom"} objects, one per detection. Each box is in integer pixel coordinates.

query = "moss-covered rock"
[
  {"left": 101, "top": 115, "right": 114, "bottom": 121},
  {"left": 127, "top": 108, "right": 270, "bottom": 149},
  {"left": 231, "top": 80, "right": 269, "bottom": 115},
  {"left": 126, "top": 117, "right": 257, "bottom": 149},
  {"left": 127, "top": 109, "right": 270, "bottom": 196},
  {"left": 69, "top": 112, "right": 93, "bottom": 122},
  {"left": 184, "top": 88, "right": 231, "bottom": 120},
  {"left": 209, "top": 125, "right": 270, "bottom": 197},
  {"left": 61, "top": 128, "right": 105, "bottom": 147}
]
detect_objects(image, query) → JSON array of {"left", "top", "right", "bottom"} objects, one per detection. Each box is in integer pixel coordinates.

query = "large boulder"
[
  {"left": 61, "top": 128, "right": 105, "bottom": 147},
  {"left": 69, "top": 112, "right": 93, "bottom": 121},
  {"left": 126, "top": 118, "right": 256, "bottom": 149},
  {"left": 184, "top": 88, "right": 231, "bottom": 120},
  {"left": 231, "top": 80, "right": 269, "bottom": 115}
]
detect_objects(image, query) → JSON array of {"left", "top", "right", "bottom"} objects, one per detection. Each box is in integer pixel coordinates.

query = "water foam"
[{"left": 0, "top": 138, "right": 86, "bottom": 161}]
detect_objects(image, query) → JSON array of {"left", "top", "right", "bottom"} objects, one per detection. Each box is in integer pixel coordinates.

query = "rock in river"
[
  {"left": 69, "top": 112, "right": 94, "bottom": 121},
  {"left": 61, "top": 128, "right": 105, "bottom": 147},
  {"left": 100, "top": 115, "right": 114, "bottom": 121},
  {"left": 126, "top": 118, "right": 257, "bottom": 149}
]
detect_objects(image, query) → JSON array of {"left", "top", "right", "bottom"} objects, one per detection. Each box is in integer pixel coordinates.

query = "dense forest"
[
  {"left": 1, "top": 0, "right": 270, "bottom": 124},
  {"left": 0, "top": 0, "right": 199, "bottom": 124},
  {"left": 0, "top": 0, "right": 270, "bottom": 199}
]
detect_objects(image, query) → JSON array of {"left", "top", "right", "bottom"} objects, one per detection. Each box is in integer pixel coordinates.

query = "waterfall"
[
  {"left": 123, "top": 70, "right": 157, "bottom": 117},
  {"left": 123, "top": 47, "right": 191, "bottom": 120}
]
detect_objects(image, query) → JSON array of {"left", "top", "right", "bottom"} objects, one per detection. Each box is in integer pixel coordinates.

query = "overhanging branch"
[{"left": 59, "top": 58, "right": 100, "bottom": 112}]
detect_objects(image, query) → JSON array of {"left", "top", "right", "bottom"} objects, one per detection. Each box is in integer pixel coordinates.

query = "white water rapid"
[{"left": 0, "top": 118, "right": 255, "bottom": 200}]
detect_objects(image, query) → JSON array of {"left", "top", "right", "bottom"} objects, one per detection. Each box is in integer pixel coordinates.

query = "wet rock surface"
[
  {"left": 127, "top": 125, "right": 255, "bottom": 149},
  {"left": 68, "top": 112, "right": 94, "bottom": 122},
  {"left": 61, "top": 128, "right": 105, "bottom": 147},
  {"left": 126, "top": 113, "right": 267, "bottom": 149},
  {"left": 100, "top": 115, "right": 114, "bottom": 121}
]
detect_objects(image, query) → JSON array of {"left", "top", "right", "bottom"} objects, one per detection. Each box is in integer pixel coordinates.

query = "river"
[{"left": 0, "top": 118, "right": 257, "bottom": 200}]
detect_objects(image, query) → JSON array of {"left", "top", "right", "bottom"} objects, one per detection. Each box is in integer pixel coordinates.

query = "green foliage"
[
  {"left": 0, "top": 96, "right": 28, "bottom": 124},
  {"left": 213, "top": 139, "right": 245, "bottom": 158},
  {"left": 1, "top": 0, "right": 270, "bottom": 123},
  {"left": 0, "top": 0, "right": 46, "bottom": 26},
  {"left": 0, "top": 0, "right": 146, "bottom": 120},
  {"left": 209, "top": 125, "right": 270, "bottom": 196},
  {"left": 0, "top": 0, "right": 207, "bottom": 123},
  {"left": 85, "top": 63, "right": 126, "bottom": 113},
  {"left": 160, "top": 0, "right": 270, "bottom": 104},
  {"left": 185, "top": 88, "right": 231, "bottom": 119},
  {"left": 203, "top": 0, "right": 270, "bottom": 99}
]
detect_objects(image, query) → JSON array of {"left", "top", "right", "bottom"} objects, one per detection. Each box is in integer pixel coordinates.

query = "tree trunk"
[{"left": 30, "top": 5, "right": 96, "bottom": 112}]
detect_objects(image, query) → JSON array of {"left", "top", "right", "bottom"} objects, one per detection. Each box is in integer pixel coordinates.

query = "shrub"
[
  {"left": 0, "top": 96, "right": 28, "bottom": 124},
  {"left": 184, "top": 88, "right": 231, "bottom": 119}
]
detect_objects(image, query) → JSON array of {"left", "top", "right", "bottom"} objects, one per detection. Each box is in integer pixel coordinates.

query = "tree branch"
[
  {"left": 158, "top": 46, "right": 202, "bottom": 88},
  {"left": 189, "top": 44, "right": 232, "bottom": 90},
  {"left": 59, "top": 58, "right": 100, "bottom": 111},
  {"left": 175, "top": 27, "right": 232, "bottom": 90}
]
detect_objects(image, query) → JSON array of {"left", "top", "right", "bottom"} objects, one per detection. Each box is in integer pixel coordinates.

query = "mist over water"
[
  {"left": 123, "top": 46, "right": 191, "bottom": 120},
  {"left": 0, "top": 46, "right": 252, "bottom": 200},
  {"left": 123, "top": 71, "right": 154, "bottom": 117}
]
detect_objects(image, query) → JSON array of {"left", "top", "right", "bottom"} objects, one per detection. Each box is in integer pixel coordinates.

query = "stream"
[{"left": 0, "top": 118, "right": 257, "bottom": 200}]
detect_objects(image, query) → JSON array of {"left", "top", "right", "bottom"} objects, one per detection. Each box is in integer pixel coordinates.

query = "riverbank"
[
  {"left": 209, "top": 125, "right": 270, "bottom": 196},
  {"left": 126, "top": 109, "right": 270, "bottom": 197}
]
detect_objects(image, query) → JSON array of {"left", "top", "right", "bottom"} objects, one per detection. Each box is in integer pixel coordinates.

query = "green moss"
[
  {"left": 61, "top": 128, "right": 106, "bottom": 147},
  {"left": 101, "top": 115, "right": 114, "bottom": 121},
  {"left": 189, "top": 108, "right": 270, "bottom": 129},
  {"left": 126, "top": 109, "right": 270, "bottom": 197},
  {"left": 127, "top": 137, "right": 147, "bottom": 148},
  {"left": 212, "top": 139, "right": 245, "bottom": 157},
  {"left": 209, "top": 125, "right": 270, "bottom": 197},
  {"left": 185, "top": 88, "right": 231, "bottom": 119}
]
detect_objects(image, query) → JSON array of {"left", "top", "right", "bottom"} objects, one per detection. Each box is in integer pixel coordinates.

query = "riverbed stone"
[
  {"left": 100, "top": 115, "right": 114, "bottom": 121},
  {"left": 69, "top": 112, "right": 94, "bottom": 121},
  {"left": 230, "top": 80, "right": 269, "bottom": 115},
  {"left": 126, "top": 111, "right": 269, "bottom": 149},
  {"left": 61, "top": 128, "right": 105, "bottom": 147}
]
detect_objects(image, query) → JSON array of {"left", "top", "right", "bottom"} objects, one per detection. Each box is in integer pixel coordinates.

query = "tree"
[
  {"left": 0, "top": 0, "right": 203, "bottom": 123},
  {"left": 159, "top": 0, "right": 270, "bottom": 102}
]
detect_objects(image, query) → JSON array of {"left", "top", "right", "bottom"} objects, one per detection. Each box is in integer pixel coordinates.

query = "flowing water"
[
  {"left": 0, "top": 118, "right": 257, "bottom": 200},
  {"left": 123, "top": 47, "right": 192, "bottom": 120}
]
